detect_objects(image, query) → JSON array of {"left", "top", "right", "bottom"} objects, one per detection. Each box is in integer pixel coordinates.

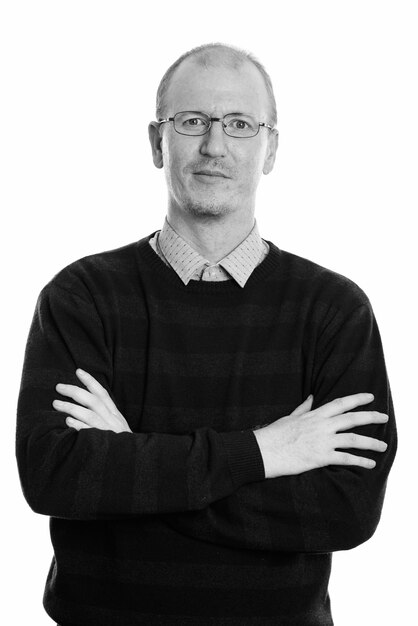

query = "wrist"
[{"left": 253, "top": 426, "right": 273, "bottom": 479}]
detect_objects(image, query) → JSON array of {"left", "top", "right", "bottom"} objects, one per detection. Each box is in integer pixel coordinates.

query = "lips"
[{"left": 194, "top": 170, "right": 229, "bottom": 178}]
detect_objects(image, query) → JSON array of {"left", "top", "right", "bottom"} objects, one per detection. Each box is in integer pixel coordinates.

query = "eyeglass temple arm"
[{"left": 259, "top": 122, "right": 275, "bottom": 130}]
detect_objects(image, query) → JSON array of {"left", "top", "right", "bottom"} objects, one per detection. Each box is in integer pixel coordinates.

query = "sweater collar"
[{"left": 154, "top": 218, "right": 269, "bottom": 288}]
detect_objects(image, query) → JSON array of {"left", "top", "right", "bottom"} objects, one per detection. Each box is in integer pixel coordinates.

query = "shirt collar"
[{"left": 157, "top": 218, "right": 268, "bottom": 288}]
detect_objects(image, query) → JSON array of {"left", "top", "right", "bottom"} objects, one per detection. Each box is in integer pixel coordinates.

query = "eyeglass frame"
[{"left": 157, "top": 111, "right": 276, "bottom": 138}]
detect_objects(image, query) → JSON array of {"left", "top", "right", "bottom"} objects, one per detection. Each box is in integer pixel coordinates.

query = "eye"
[
  {"left": 230, "top": 118, "right": 250, "bottom": 130},
  {"left": 174, "top": 112, "right": 210, "bottom": 135},
  {"left": 224, "top": 115, "right": 258, "bottom": 136},
  {"left": 183, "top": 116, "right": 206, "bottom": 127}
]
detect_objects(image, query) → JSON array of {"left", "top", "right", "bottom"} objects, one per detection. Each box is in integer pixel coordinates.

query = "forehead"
[{"left": 165, "top": 57, "right": 270, "bottom": 118}]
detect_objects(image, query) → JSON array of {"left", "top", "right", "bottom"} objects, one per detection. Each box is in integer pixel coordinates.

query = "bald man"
[{"left": 17, "top": 43, "right": 396, "bottom": 626}]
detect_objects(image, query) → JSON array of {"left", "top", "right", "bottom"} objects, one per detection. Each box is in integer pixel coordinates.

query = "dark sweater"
[{"left": 16, "top": 235, "right": 397, "bottom": 625}]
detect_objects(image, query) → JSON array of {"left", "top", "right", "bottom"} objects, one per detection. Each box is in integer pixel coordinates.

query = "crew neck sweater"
[{"left": 16, "top": 235, "right": 397, "bottom": 625}]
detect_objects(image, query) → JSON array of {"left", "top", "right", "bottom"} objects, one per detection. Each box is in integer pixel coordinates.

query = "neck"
[{"left": 166, "top": 208, "right": 256, "bottom": 263}]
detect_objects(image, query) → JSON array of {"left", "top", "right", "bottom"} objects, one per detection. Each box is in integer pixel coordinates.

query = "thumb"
[{"left": 290, "top": 394, "right": 314, "bottom": 416}]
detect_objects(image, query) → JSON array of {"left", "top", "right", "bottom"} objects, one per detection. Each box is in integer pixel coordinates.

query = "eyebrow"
[{"left": 204, "top": 111, "right": 253, "bottom": 118}]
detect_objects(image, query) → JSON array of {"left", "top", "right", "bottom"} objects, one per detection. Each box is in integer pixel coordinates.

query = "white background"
[{"left": 1, "top": 1, "right": 416, "bottom": 624}]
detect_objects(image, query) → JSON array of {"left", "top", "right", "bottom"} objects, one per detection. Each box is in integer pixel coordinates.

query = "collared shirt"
[{"left": 149, "top": 219, "right": 269, "bottom": 287}]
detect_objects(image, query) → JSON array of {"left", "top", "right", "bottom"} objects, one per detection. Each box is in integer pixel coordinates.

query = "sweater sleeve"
[
  {"left": 16, "top": 280, "right": 264, "bottom": 520},
  {"left": 164, "top": 300, "right": 397, "bottom": 553}
]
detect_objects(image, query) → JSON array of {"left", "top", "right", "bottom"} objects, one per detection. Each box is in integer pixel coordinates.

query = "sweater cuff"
[{"left": 220, "top": 430, "right": 265, "bottom": 488}]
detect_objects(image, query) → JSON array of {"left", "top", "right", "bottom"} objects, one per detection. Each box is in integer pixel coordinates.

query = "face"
[{"left": 149, "top": 57, "right": 278, "bottom": 221}]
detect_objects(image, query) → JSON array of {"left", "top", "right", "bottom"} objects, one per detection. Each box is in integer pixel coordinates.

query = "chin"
[{"left": 183, "top": 199, "right": 235, "bottom": 219}]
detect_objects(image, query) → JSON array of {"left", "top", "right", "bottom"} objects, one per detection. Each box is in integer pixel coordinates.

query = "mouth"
[{"left": 193, "top": 170, "right": 230, "bottom": 178}]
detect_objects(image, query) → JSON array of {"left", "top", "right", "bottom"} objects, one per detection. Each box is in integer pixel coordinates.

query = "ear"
[
  {"left": 262, "top": 129, "right": 279, "bottom": 175},
  {"left": 148, "top": 122, "right": 164, "bottom": 169}
]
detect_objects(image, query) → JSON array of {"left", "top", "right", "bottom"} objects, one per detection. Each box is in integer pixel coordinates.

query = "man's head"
[
  {"left": 149, "top": 43, "right": 279, "bottom": 223},
  {"left": 155, "top": 44, "right": 278, "bottom": 128}
]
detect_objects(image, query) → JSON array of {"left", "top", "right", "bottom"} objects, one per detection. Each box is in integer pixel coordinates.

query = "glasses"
[{"left": 158, "top": 111, "right": 275, "bottom": 138}]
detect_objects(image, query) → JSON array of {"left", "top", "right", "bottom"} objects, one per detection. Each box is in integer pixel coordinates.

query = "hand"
[
  {"left": 52, "top": 369, "right": 132, "bottom": 433},
  {"left": 253, "top": 393, "right": 388, "bottom": 478}
]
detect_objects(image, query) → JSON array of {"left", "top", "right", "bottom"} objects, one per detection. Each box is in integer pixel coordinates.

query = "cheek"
[
  {"left": 162, "top": 145, "right": 184, "bottom": 191},
  {"left": 237, "top": 150, "right": 265, "bottom": 187},
  {"left": 162, "top": 139, "right": 191, "bottom": 186}
]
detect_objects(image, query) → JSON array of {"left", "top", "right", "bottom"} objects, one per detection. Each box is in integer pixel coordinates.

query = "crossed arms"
[
  {"left": 16, "top": 274, "right": 397, "bottom": 553},
  {"left": 54, "top": 369, "right": 388, "bottom": 475}
]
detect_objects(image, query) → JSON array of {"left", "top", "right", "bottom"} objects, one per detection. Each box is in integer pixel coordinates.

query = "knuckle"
[
  {"left": 90, "top": 410, "right": 101, "bottom": 424},
  {"left": 94, "top": 387, "right": 106, "bottom": 400},
  {"left": 69, "top": 388, "right": 83, "bottom": 403},
  {"left": 70, "top": 390, "right": 81, "bottom": 402},
  {"left": 90, "top": 416, "right": 102, "bottom": 429},
  {"left": 90, "top": 398, "right": 102, "bottom": 412},
  {"left": 330, "top": 398, "right": 343, "bottom": 413},
  {"left": 333, "top": 397, "right": 344, "bottom": 411}
]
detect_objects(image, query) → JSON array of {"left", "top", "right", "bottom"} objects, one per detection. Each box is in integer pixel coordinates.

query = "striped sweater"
[{"left": 16, "top": 235, "right": 397, "bottom": 625}]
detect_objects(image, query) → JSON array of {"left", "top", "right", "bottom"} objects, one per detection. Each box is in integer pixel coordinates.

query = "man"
[{"left": 17, "top": 43, "right": 396, "bottom": 625}]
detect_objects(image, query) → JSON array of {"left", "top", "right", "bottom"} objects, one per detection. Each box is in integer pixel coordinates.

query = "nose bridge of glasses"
[
  {"left": 204, "top": 117, "right": 226, "bottom": 137},
  {"left": 199, "top": 117, "right": 228, "bottom": 155},
  {"left": 207, "top": 117, "right": 229, "bottom": 136}
]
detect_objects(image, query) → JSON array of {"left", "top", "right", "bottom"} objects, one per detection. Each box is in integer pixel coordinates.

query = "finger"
[
  {"left": 290, "top": 395, "right": 314, "bottom": 416},
  {"left": 314, "top": 393, "right": 375, "bottom": 419},
  {"left": 53, "top": 400, "right": 97, "bottom": 425},
  {"left": 76, "top": 369, "right": 118, "bottom": 413},
  {"left": 336, "top": 433, "right": 388, "bottom": 452},
  {"left": 66, "top": 417, "right": 91, "bottom": 430},
  {"left": 332, "top": 451, "right": 377, "bottom": 469},
  {"left": 332, "top": 411, "right": 389, "bottom": 432},
  {"left": 56, "top": 384, "right": 103, "bottom": 412},
  {"left": 56, "top": 400, "right": 111, "bottom": 430}
]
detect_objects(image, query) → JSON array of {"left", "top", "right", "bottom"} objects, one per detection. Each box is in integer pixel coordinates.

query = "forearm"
[
  {"left": 16, "top": 408, "right": 263, "bottom": 519},
  {"left": 166, "top": 401, "right": 396, "bottom": 553}
]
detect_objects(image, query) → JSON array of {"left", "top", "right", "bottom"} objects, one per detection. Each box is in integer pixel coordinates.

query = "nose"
[{"left": 199, "top": 120, "right": 227, "bottom": 157}]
